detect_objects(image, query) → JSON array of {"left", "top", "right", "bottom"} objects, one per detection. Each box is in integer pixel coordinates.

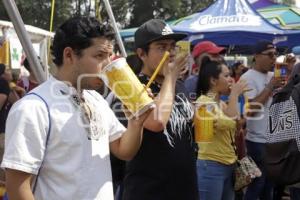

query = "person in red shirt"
[{"left": 17, "top": 58, "right": 41, "bottom": 93}]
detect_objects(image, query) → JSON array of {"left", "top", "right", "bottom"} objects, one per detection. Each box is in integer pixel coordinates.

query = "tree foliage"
[
  {"left": 98, "top": 0, "right": 131, "bottom": 27},
  {"left": 0, "top": 0, "right": 73, "bottom": 31},
  {"left": 128, "top": 0, "right": 215, "bottom": 27},
  {"left": 1, "top": 0, "right": 298, "bottom": 31},
  {"left": 276, "top": 0, "right": 295, "bottom": 6},
  {"left": 284, "top": 0, "right": 295, "bottom": 5},
  {"left": 0, "top": 0, "right": 214, "bottom": 30}
]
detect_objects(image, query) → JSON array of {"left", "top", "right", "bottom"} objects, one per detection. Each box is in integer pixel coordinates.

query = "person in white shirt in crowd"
[
  {"left": 1, "top": 16, "right": 152, "bottom": 200},
  {"left": 241, "top": 41, "right": 285, "bottom": 200}
]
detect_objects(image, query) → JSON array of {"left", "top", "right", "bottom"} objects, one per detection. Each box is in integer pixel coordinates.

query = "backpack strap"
[{"left": 25, "top": 92, "right": 51, "bottom": 193}]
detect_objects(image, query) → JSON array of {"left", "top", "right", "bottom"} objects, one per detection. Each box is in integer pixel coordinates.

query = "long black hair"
[
  {"left": 196, "top": 56, "right": 225, "bottom": 97},
  {"left": 231, "top": 61, "right": 242, "bottom": 78}
]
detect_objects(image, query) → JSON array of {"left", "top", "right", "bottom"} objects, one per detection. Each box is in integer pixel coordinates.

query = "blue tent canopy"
[
  {"left": 251, "top": 0, "right": 277, "bottom": 10},
  {"left": 171, "top": 0, "right": 300, "bottom": 51},
  {"left": 120, "top": 27, "right": 137, "bottom": 42},
  {"left": 259, "top": 5, "right": 300, "bottom": 29}
]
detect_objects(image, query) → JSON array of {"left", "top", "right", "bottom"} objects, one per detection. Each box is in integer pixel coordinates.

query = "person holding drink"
[
  {"left": 1, "top": 16, "right": 153, "bottom": 200},
  {"left": 122, "top": 19, "right": 198, "bottom": 200},
  {"left": 194, "top": 57, "right": 247, "bottom": 200},
  {"left": 241, "top": 41, "right": 285, "bottom": 200},
  {"left": 273, "top": 53, "right": 297, "bottom": 91}
]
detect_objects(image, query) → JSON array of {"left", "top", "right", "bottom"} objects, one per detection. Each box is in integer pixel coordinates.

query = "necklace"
[
  {"left": 60, "top": 88, "right": 94, "bottom": 139},
  {"left": 57, "top": 77, "right": 105, "bottom": 140}
]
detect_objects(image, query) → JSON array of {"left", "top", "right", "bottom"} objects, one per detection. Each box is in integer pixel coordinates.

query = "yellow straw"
[
  {"left": 49, "top": 0, "right": 55, "bottom": 33},
  {"left": 145, "top": 51, "right": 170, "bottom": 90},
  {"left": 47, "top": 0, "right": 55, "bottom": 61}
]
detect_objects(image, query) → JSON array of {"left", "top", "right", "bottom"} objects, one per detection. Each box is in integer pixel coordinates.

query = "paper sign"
[{"left": 9, "top": 38, "right": 23, "bottom": 69}]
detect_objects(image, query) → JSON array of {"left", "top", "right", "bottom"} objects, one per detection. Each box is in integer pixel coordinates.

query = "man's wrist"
[
  {"left": 265, "top": 84, "right": 274, "bottom": 92},
  {"left": 229, "top": 92, "right": 239, "bottom": 101},
  {"left": 164, "top": 74, "right": 177, "bottom": 83}
]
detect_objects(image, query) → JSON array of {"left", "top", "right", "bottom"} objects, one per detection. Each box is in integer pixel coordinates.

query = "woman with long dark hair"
[{"left": 194, "top": 57, "right": 247, "bottom": 200}]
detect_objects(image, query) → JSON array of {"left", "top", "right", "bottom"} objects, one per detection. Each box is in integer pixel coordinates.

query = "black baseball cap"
[
  {"left": 253, "top": 41, "right": 276, "bottom": 54},
  {"left": 134, "top": 19, "right": 187, "bottom": 49}
]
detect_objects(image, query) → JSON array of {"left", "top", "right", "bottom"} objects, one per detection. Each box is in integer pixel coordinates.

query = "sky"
[{"left": 296, "top": 0, "right": 300, "bottom": 7}]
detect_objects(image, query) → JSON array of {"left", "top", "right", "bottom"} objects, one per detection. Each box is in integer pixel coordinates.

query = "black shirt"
[
  {"left": 109, "top": 96, "right": 127, "bottom": 193},
  {"left": 0, "top": 78, "right": 10, "bottom": 133},
  {"left": 122, "top": 74, "right": 198, "bottom": 200}
]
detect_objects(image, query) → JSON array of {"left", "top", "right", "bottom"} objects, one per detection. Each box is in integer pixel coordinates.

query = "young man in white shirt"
[
  {"left": 1, "top": 16, "right": 152, "bottom": 200},
  {"left": 241, "top": 41, "right": 284, "bottom": 200}
]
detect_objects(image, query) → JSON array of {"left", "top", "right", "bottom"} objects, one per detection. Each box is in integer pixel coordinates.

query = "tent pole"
[
  {"left": 46, "top": 0, "right": 56, "bottom": 79},
  {"left": 2, "top": 0, "right": 46, "bottom": 83},
  {"left": 102, "top": 0, "right": 127, "bottom": 57}
]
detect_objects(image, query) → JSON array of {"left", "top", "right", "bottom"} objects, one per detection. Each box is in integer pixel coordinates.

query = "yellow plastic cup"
[
  {"left": 194, "top": 104, "right": 215, "bottom": 143},
  {"left": 99, "top": 58, "right": 154, "bottom": 117},
  {"left": 0, "top": 186, "right": 6, "bottom": 197}
]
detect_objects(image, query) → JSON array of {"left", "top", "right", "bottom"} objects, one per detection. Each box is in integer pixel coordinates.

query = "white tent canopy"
[
  {"left": 0, "top": 19, "right": 53, "bottom": 42},
  {"left": 0, "top": 19, "right": 53, "bottom": 73}
]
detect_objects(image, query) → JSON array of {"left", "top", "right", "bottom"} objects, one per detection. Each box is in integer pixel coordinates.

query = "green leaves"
[
  {"left": 128, "top": 0, "right": 215, "bottom": 27},
  {"left": 0, "top": 0, "right": 215, "bottom": 30}
]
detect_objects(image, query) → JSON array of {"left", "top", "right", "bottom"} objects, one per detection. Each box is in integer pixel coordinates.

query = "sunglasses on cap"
[{"left": 260, "top": 52, "right": 278, "bottom": 58}]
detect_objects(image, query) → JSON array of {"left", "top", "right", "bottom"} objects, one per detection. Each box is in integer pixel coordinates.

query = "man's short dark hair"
[
  {"left": 23, "top": 56, "right": 43, "bottom": 72},
  {"left": 23, "top": 58, "right": 31, "bottom": 72},
  {"left": 51, "top": 16, "right": 114, "bottom": 67}
]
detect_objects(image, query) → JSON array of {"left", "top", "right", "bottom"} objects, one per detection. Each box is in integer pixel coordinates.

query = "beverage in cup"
[
  {"left": 274, "top": 55, "right": 288, "bottom": 79},
  {"left": 99, "top": 58, "right": 155, "bottom": 117},
  {"left": 274, "top": 63, "right": 287, "bottom": 79},
  {"left": 176, "top": 41, "right": 190, "bottom": 56},
  {"left": 194, "top": 103, "right": 215, "bottom": 143}
]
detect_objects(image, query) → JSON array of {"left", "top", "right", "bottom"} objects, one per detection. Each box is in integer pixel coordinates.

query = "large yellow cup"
[
  {"left": 194, "top": 104, "right": 215, "bottom": 143},
  {"left": 100, "top": 58, "right": 154, "bottom": 117}
]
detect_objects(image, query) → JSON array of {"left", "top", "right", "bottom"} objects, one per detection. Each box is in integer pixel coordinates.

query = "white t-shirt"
[
  {"left": 241, "top": 69, "right": 273, "bottom": 143},
  {"left": 1, "top": 76, "right": 126, "bottom": 200}
]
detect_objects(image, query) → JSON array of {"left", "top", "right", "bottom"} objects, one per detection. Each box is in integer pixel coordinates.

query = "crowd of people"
[{"left": 0, "top": 15, "right": 300, "bottom": 200}]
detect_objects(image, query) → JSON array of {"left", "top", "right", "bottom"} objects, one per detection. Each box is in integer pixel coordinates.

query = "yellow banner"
[
  {"left": 176, "top": 41, "right": 191, "bottom": 55},
  {"left": 0, "top": 40, "right": 10, "bottom": 66}
]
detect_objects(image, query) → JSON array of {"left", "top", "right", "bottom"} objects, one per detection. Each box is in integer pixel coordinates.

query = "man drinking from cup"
[
  {"left": 1, "top": 16, "right": 152, "bottom": 200},
  {"left": 121, "top": 19, "right": 198, "bottom": 200}
]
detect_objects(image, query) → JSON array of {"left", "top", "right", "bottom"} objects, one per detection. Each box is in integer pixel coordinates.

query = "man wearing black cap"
[
  {"left": 122, "top": 19, "right": 198, "bottom": 200},
  {"left": 241, "top": 41, "right": 284, "bottom": 200}
]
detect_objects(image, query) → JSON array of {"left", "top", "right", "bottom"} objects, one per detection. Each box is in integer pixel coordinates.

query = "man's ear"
[
  {"left": 136, "top": 48, "right": 147, "bottom": 62},
  {"left": 63, "top": 47, "right": 75, "bottom": 65}
]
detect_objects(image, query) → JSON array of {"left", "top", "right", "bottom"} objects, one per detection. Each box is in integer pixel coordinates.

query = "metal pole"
[
  {"left": 102, "top": 0, "right": 127, "bottom": 57},
  {"left": 2, "top": 0, "right": 46, "bottom": 83}
]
